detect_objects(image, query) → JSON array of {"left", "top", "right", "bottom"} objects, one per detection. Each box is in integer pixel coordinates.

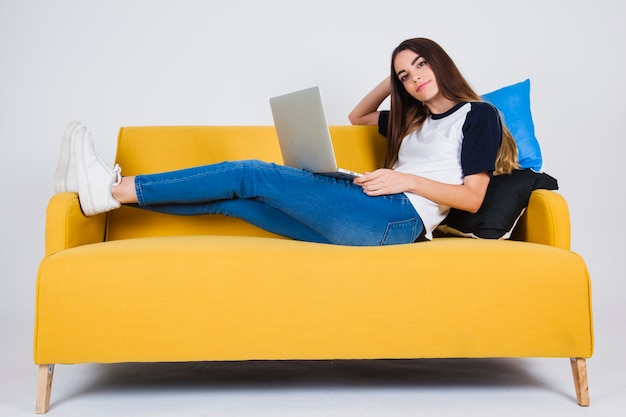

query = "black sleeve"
[
  {"left": 378, "top": 110, "right": 390, "bottom": 138},
  {"left": 461, "top": 102, "right": 502, "bottom": 176}
]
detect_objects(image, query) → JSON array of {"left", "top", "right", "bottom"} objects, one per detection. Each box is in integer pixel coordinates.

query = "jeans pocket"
[{"left": 380, "top": 218, "right": 419, "bottom": 246}]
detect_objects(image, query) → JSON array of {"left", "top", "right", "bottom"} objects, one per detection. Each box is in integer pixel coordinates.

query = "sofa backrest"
[{"left": 106, "top": 126, "right": 387, "bottom": 241}]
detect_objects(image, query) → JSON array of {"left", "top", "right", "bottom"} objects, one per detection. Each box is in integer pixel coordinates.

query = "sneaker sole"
[
  {"left": 75, "top": 128, "right": 97, "bottom": 216},
  {"left": 53, "top": 121, "right": 82, "bottom": 193}
]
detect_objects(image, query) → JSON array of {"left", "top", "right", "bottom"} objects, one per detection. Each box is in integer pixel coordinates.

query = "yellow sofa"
[{"left": 34, "top": 126, "right": 593, "bottom": 413}]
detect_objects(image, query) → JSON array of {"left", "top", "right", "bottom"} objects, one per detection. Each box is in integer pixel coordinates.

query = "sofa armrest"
[
  {"left": 511, "top": 189, "right": 571, "bottom": 250},
  {"left": 45, "top": 192, "right": 107, "bottom": 255}
]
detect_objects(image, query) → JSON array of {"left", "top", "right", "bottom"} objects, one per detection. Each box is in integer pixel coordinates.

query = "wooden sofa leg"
[
  {"left": 570, "top": 358, "right": 589, "bottom": 407},
  {"left": 36, "top": 364, "right": 54, "bottom": 414}
]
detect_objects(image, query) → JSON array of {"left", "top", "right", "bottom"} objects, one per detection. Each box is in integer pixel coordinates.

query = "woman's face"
[{"left": 393, "top": 49, "right": 442, "bottom": 106}]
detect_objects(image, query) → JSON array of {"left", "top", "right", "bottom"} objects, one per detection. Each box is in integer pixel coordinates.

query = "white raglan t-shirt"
[{"left": 379, "top": 102, "right": 502, "bottom": 239}]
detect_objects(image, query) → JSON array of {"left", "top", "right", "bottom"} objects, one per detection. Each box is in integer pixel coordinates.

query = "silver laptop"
[{"left": 269, "top": 86, "right": 361, "bottom": 179}]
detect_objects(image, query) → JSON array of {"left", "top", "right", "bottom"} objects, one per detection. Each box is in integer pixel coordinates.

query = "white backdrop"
[{"left": 1, "top": 0, "right": 625, "bottom": 413}]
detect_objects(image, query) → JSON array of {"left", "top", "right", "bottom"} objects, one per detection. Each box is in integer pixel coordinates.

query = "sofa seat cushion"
[{"left": 35, "top": 236, "right": 592, "bottom": 364}]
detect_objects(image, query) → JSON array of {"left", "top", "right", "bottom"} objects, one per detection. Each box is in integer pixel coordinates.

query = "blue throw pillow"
[{"left": 481, "top": 79, "right": 542, "bottom": 171}]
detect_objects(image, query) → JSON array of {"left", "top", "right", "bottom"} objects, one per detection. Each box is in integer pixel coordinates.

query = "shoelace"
[{"left": 112, "top": 164, "right": 122, "bottom": 186}]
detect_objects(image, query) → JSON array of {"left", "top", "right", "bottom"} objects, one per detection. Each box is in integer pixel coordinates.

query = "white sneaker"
[
  {"left": 54, "top": 121, "right": 84, "bottom": 193},
  {"left": 75, "top": 127, "right": 122, "bottom": 216}
]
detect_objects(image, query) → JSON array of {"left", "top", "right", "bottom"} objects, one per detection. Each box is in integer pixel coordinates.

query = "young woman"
[{"left": 55, "top": 38, "right": 517, "bottom": 246}]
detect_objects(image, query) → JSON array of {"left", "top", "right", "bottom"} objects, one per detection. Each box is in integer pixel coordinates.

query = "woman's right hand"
[
  {"left": 354, "top": 169, "right": 414, "bottom": 196},
  {"left": 348, "top": 77, "right": 391, "bottom": 126}
]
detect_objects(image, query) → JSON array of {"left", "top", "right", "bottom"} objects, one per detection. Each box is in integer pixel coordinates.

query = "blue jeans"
[{"left": 134, "top": 160, "right": 423, "bottom": 246}]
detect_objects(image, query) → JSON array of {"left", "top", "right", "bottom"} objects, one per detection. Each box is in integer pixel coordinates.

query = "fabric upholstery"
[{"left": 35, "top": 125, "right": 593, "bottom": 368}]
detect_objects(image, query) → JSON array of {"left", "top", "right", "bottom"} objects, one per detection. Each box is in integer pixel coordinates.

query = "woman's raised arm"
[{"left": 348, "top": 77, "right": 391, "bottom": 126}]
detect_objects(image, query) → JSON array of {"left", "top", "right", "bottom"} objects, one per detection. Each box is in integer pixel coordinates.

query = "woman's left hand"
[{"left": 353, "top": 169, "right": 413, "bottom": 196}]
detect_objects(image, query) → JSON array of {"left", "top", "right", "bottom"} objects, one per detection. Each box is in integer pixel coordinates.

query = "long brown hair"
[{"left": 385, "top": 38, "right": 518, "bottom": 175}]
